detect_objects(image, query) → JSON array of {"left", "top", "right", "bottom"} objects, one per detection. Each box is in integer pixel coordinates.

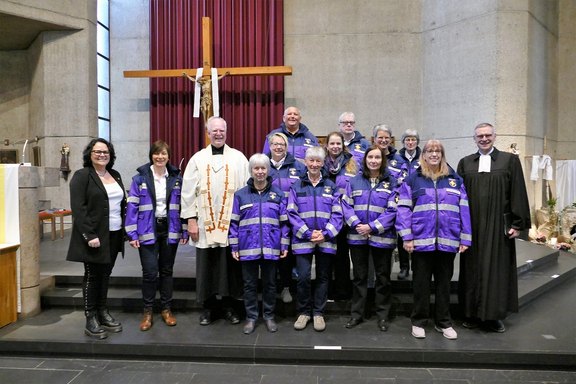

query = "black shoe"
[
  {"left": 224, "top": 310, "right": 240, "bottom": 325},
  {"left": 243, "top": 320, "right": 256, "bottom": 334},
  {"left": 378, "top": 319, "right": 390, "bottom": 332},
  {"left": 97, "top": 309, "right": 122, "bottom": 333},
  {"left": 345, "top": 317, "right": 363, "bottom": 329},
  {"left": 265, "top": 319, "right": 278, "bottom": 333},
  {"left": 462, "top": 318, "right": 480, "bottom": 329},
  {"left": 85, "top": 311, "right": 108, "bottom": 340},
  {"left": 397, "top": 268, "right": 409, "bottom": 280},
  {"left": 484, "top": 319, "right": 506, "bottom": 333},
  {"left": 199, "top": 310, "right": 212, "bottom": 326}
]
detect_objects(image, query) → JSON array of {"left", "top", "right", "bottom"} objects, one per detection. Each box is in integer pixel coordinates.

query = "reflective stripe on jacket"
[
  {"left": 287, "top": 174, "right": 343, "bottom": 254},
  {"left": 396, "top": 168, "right": 472, "bottom": 253},
  {"left": 229, "top": 178, "right": 289, "bottom": 261},
  {"left": 342, "top": 172, "right": 398, "bottom": 248},
  {"left": 125, "top": 163, "right": 188, "bottom": 245},
  {"left": 268, "top": 153, "right": 307, "bottom": 198}
]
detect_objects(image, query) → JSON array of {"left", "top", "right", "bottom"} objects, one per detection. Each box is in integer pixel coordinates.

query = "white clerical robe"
[{"left": 181, "top": 145, "right": 249, "bottom": 248}]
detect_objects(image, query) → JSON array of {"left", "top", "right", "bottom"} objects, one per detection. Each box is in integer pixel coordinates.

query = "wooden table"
[
  {"left": 0, "top": 243, "right": 19, "bottom": 327},
  {"left": 39, "top": 210, "right": 72, "bottom": 240}
]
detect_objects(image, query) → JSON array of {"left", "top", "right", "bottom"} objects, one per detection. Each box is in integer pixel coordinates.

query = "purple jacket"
[
  {"left": 125, "top": 163, "right": 188, "bottom": 245},
  {"left": 346, "top": 131, "right": 371, "bottom": 171},
  {"left": 229, "top": 177, "right": 290, "bottom": 261},
  {"left": 399, "top": 146, "right": 422, "bottom": 176},
  {"left": 342, "top": 171, "right": 398, "bottom": 248},
  {"left": 263, "top": 123, "right": 319, "bottom": 162},
  {"left": 324, "top": 151, "right": 358, "bottom": 196},
  {"left": 287, "top": 174, "right": 343, "bottom": 255},
  {"left": 387, "top": 146, "right": 409, "bottom": 184},
  {"left": 268, "top": 153, "right": 307, "bottom": 198},
  {"left": 396, "top": 168, "right": 472, "bottom": 253}
]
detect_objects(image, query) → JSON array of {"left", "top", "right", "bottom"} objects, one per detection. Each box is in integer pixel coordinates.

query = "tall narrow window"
[{"left": 97, "top": 0, "right": 110, "bottom": 140}]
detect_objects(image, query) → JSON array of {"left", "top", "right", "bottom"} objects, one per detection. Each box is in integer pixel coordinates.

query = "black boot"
[
  {"left": 98, "top": 308, "right": 123, "bottom": 333},
  {"left": 85, "top": 310, "right": 108, "bottom": 339}
]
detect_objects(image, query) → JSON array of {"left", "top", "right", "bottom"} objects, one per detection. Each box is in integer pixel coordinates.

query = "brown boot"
[
  {"left": 161, "top": 309, "right": 177, "bottom": 326},
  {"left": 140, "top": 309, "right": 153, "bottom": 331}
]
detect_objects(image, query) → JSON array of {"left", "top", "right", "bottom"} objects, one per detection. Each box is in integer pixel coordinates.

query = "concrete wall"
[
  {"left": 283, "top": 0, "right": 422, "bottom": 141},
  {"left": 558, "top": 0, "right": 576, "bottom": 159},
  {"left": 109, "top": 0, "right": 150, "bottom": 181},
  {"left": 0, "top": 51, "right": 29, "bottom": 160}
]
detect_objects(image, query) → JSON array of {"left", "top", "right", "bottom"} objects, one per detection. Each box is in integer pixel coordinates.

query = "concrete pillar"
[{"left": 17, "top": 166, "right": 41, "bottom": 317}]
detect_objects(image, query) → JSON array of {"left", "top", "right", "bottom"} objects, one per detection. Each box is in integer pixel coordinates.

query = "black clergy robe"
[{"left": 457, "top": 147, "right": 531, "bottom": 320}]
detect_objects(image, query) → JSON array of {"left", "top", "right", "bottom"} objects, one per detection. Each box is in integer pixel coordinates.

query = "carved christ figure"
[{"left": 183, "top": 72, "right": 228, "bottom": 124}]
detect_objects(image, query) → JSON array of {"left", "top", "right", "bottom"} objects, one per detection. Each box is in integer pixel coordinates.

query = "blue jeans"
[
  {"left": 296, "top": 251, "right": 332, "bottom": 316},
  {"left": 139, "top": 222, "right": 178, "bottom": 309},
  {"left": 241, "top": 259, "right": 277, "bottom": 321}
]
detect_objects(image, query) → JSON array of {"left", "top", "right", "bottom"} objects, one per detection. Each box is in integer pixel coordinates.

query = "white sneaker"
[
  {"left": 294, "top": 315, "right": 310, "bottom": 330},
  {"left": 313, "top": 315, "right": 326, "bottom": 332},
  {"left": 435, "top": 325, "right": 458, "bottom": 340},
  {"left": 280, "top": 287, "right": 293, "bottom": 303},
  {"left": 411, "top": 325, "right": 426, "bottom": 339}
]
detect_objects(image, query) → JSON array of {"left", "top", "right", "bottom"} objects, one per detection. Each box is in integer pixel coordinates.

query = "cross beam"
[{"left": 124, "top": 17, "right": 292, "bottom": 125}]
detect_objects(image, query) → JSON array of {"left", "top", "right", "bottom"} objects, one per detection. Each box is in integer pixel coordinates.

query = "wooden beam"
[{"left": 124, "top": 66, "right": 292, "bottom": 78}]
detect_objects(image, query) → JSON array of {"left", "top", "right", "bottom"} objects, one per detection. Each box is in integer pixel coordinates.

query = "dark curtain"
[{"left": 150, "top": 0, "right": 286, "bottom": 171}]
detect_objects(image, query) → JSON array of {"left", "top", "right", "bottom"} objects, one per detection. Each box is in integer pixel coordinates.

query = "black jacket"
[{"left": 66, "top": 167, "right": 126, "bottom": 264}]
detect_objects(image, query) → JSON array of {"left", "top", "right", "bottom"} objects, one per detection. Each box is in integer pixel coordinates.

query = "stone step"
[{"left": 40, "top": 241, "right": 576, "bottom": 315}]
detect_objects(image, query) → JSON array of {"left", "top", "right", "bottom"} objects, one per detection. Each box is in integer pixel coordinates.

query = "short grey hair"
[
  {"left": 305, "top": 146, "right": 326, "bottom": 161},
  {"left": 338, "top": 111, "right": 355, "bottom": 124},
  {"left": 372, "top": 124, "right": 392, "bottom": 139},
  {"left": 248, "top": 153, "right": 270, "bottom": 175},
  {"left": 206, "top": 116, "right": 227, "bottom": 132},
  {"left": 401, "top": 129, "right": 420, "bottom": 145}
]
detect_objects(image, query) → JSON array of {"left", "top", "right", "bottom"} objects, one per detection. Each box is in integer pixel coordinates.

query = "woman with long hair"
[
  {"left": 341, "top": 145, "right": 398, "bottom": 331},
  {"left": 396, "top": 140, "right": 471, "bottom": 340}
]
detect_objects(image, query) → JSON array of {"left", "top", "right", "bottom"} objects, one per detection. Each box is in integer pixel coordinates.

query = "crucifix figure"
[{"left": 124, "top": 17, "right": 292, "bottom": 126}]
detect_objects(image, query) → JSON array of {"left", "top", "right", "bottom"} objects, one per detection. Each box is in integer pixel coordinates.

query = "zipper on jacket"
[{"left": 433, "top": 179, "right": 439, "bottom": 248}]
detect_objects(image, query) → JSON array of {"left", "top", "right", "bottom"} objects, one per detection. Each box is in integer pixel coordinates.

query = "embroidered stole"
[{"left": 198, "top": 147, "right": 236, "bottom": 245}]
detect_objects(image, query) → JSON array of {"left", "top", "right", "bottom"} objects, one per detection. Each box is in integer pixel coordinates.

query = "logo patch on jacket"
[{"left": 449, "top": 179, "right": 457, "bottom": 188}]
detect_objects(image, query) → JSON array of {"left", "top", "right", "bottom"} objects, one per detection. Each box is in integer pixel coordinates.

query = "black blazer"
[{"left": 66, "top": 167, "right": 126, "bottom": 264}]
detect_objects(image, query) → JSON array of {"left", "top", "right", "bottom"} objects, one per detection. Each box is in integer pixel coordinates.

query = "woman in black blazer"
[{"left": 66, "top": 138, "right": 126, "bottom": 339}]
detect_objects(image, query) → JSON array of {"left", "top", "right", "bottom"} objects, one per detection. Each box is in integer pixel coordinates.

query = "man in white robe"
[{"left": 181, "top": 116, "right": 250, "bottom": 325}]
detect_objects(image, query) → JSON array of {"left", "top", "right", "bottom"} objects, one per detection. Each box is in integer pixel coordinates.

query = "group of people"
[{"left": 66, "top": 107, "right": 531, "bottom": 341}]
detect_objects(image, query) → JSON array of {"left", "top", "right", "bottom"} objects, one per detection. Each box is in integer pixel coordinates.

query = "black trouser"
[
  {"left": 83, "top": 230, "right": 122, "bottom": 315},
  {"left": 329, "top": 228, "right": 352, "bottom": 299},
  {"left": 397, "top": 236, "right": 410, "bottom": 271},
  {"left": 411, "top": 250, "right": 455, "bottom": 328},
  {"left": 349, "top": 245, "right": 393, "bottom": 320}
]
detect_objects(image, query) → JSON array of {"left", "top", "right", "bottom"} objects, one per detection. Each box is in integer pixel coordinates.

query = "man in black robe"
[{"left": 457, "top": 123, "right": 531, "bottom": 333}]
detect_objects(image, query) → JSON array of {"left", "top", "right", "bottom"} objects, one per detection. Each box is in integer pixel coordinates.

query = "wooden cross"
[{"left": 124, "top": 17, "right": 292, "bottom": 126}]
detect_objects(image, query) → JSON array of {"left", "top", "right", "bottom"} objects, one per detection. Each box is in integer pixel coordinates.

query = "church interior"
[{"left": 0, "top": 0, "right": 575, "bottom": 382}]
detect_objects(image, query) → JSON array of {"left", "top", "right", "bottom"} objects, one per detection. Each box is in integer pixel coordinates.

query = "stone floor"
[{"left": 0, "top": 231, "right": 574, "bottom": 383}]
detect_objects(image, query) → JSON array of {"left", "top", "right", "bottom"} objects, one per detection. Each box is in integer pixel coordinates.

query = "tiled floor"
[
  {"left": 0, "top": 356, "right": 576, "bottom": 384},
  {"left": 0, "top": 232, "right": 574, "bottom": 383}
]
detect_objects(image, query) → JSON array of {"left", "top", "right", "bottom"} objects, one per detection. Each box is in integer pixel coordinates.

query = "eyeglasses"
[
  {"left": 92, "top": 150, "right": 110, "bottom": 156},
  {"left": 270, "top": 142, "right": 286, "bottom": 147},
  {"left": 475, "top": 134, "right": 493, "bottom": 139},
  {"left": 340, "top": 121, "right": 355, "bottom": 125}
]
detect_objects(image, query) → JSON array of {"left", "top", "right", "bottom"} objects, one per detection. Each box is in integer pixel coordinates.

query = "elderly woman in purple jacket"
[
  {"left": 288, "top": 146, "right": 343, "bottom": 332},
  {"left": 396, "top": 139, "right": 471, "bottom": 340},
  {"left": 267, "top": 132, "right": 306, "bottom": 304},
  {"left": 125, "top": 141, "right": 188, "bottom": 332},
  {"left": 341, "top": 145, "right": 398, "bottom": 332},
  {"left": 229, "top": 153, "right": 290, "bottom": 335}
]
